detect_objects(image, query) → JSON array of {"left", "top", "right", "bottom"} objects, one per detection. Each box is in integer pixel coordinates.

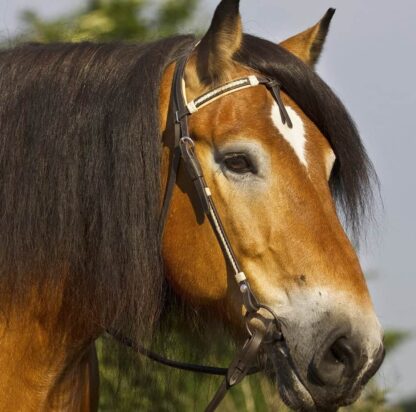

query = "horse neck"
[{"left": 0, "top": 282, "right": 101, "bottom": 410}]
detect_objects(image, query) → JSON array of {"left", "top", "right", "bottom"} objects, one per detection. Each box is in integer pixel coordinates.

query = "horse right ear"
[{"left": 186, "top": 0, "right": 242, "bottom": 88}]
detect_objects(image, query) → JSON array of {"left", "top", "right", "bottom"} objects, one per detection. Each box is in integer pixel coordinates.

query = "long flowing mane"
[
  {"left": 0, "top": 33, "right": 375, "bottom": 338},
  {"left": 0, "top": 36, "right": 194, "bottom": 337}
]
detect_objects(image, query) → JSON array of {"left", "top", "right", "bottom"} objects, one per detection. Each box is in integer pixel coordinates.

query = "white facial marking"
[
  {"left": 267, "top": 286, "right": 383, "bottom": 364},
  {"left": 325, "top": 149, "right": 336, "bottom": 180},
  {"left": 271, "top": 102, "right": 307, "bottom": 167}
]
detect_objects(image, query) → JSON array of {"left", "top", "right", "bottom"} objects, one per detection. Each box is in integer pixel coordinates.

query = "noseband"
[{"left": 111, "top": 51, "right": 293, "bottom": 411}]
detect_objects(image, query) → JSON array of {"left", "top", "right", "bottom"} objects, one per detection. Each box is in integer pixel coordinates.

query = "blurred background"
[{"left": 1, "top": 0, "right": 415, "bottom": 410}]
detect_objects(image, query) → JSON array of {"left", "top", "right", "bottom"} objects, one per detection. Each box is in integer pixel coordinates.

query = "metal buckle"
[
  {"left": 175, "top": 110, "right": 181, "bottom": 124},
  {"left": 179, "top": 136, "right": 195, "bottom": 149},
  {"left": 244, "top": 305, "right": 283, "bottom": 343}
]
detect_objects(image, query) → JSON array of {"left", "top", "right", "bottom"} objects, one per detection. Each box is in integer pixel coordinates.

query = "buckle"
[{"left": 266, "top": 79, "right": 281, "bottom": 89}]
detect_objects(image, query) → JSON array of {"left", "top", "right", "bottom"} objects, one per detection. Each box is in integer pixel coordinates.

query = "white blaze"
[{"left": 271, "top": 102, "right": 307, "bottom": 167}]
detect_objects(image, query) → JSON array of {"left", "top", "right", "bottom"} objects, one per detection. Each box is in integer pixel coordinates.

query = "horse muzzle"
[{"left": 265, "top": 311, "right": 385, "bottom": 411}]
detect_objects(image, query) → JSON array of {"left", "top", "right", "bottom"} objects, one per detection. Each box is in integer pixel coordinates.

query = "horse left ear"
[
  {"left": 192, "top": 0, "right": 242, "bottom": 85},
  {"left": 280, "top": 8, "right": 336, "bottom": 68}
]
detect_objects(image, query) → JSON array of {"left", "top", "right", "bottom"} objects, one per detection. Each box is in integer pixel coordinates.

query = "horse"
[{"left": 0, "top": 0, "right": 384, "bottom": 410}]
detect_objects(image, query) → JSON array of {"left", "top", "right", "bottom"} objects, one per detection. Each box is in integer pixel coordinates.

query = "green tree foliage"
[
  {"left": 18, "top": 0, "right": 199, "bottom": 43},
  {"left": 95, "top": 308, "right": 411, "bottom": 412},
  {"left": 384, "top": 330, "right": 411, "bottom": 353},
  {"left": 97, "top": 327, "right": 406, "bottom": 412},
  {"left": 400, "top": 397, "right": 416, "bottom": 412}
]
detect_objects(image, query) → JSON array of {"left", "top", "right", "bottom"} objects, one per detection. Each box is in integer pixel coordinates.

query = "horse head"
[{"left": 161, "top": 1, "right": 384, "bottom": 410}]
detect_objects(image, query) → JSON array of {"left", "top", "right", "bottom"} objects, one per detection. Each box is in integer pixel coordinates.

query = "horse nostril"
[
  {"left": 330, "top": 337, "right": 356, "bottom": 371},
  {"left": 309, "top": 336, "right": 363, "bottom": 387}
]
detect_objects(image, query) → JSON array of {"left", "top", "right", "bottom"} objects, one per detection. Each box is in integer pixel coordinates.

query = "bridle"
[{"left": 111, "top": 50, "right": 293, "bottom": 411}]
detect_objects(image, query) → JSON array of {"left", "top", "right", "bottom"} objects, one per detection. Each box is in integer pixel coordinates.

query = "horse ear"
[
  {"left": 192, "top": 0, "right": 242, "bottom": 85},
  {"left": 280, "top": 8, "right": 335, "bottom": 68}
]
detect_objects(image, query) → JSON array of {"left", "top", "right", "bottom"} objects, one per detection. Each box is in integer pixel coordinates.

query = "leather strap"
[
  {"left": 110, "top": 53, "right": 291, "bottom": 412},
  {"left": 205, "top": 324, "right": 269, "bottom": 412},
  {"left": 158, "top": 56, "right": 191, "bottom": 238},
  {"left": 179, "top": 136, "right": 261, "bottom": 313},
  {"left": 159, "top": 58, "right": 292, "bottom": 238},
  {"left": 109, "top": 330, "right": 260, "bottom": 377}
]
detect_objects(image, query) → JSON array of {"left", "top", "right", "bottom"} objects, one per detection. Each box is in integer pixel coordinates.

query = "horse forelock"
[{"left": 235, "top": 34, "right": 378, "bottom": 243}]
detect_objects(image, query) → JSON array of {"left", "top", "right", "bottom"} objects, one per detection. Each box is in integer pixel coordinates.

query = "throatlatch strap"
[
  {"left": 158, "top": 56, "right": 191, "bottom": 237},
  {"left": 158, "top": 146, "right": 181, "bottom": 238}
]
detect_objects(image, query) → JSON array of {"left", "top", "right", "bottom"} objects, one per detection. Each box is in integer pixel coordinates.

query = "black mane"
[
  {"left": 0, "top": 37, "right": 194, "bottom": 337},
  {"left": 0, "top": 33, "right": 375, "bottom": 337}
]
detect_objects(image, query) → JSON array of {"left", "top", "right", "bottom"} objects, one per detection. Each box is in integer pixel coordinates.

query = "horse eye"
[{"left": 223, "top": 154, "right": 255, "bottom": 174}]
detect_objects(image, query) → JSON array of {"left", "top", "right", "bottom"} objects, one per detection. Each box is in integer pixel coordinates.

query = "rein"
[{"left": 110, "top": 52, "right": 293, "bottom": 411}]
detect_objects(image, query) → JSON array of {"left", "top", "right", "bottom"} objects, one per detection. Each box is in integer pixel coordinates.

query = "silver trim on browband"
[{"left": 186, "top": 76, "right": 262, "bottom": 115}]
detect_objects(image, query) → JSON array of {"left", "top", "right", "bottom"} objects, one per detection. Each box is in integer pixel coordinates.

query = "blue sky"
[{"left": 1, "top": 0, "right": 415, "bottom": 404}]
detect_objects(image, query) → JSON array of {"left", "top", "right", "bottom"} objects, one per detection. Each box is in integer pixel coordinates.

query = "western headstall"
[{"left": 111, "top": 52, "right": 293, "bottom": 412}]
